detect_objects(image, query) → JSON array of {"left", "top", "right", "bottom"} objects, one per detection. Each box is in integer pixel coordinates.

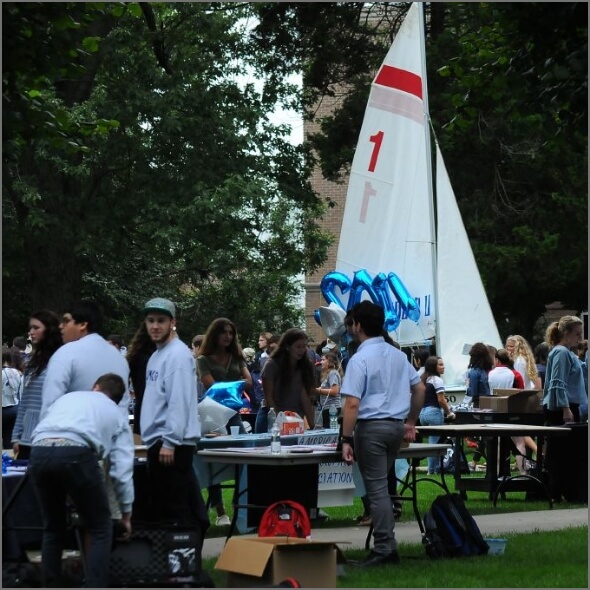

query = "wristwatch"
[{"left": 340, "top": 435, "right": 354, "bottom": 445}]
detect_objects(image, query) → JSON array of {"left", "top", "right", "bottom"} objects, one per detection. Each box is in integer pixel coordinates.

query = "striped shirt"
[{"left": 12, "top": 367, "right": 45, "bottom": 446}]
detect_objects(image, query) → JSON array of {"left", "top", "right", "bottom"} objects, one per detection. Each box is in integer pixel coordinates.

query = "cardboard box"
[
  {"left": 215, "top": 536, "right": 346, "bottom": 588},
  {"left": 480, "top": 389, "right": 542, "bottom": 413}
]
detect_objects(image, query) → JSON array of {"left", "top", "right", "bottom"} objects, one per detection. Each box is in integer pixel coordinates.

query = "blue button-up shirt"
[{"left": 341, "top": 336, "right": 420, "bottom": 420}]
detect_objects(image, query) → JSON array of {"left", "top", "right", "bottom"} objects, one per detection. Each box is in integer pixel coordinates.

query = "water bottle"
[
  {"left": 329, "top": 406, "right": 338, "bottom": 430},
  {"left": 267, "top": 407, "right": 277, "bottom": 433},
  {"left": 270, "top": 422, "right": 281, "bottom": 454}
]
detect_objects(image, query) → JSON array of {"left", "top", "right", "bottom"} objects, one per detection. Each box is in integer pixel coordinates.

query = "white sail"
[
  {"left": 334, "top": 2, "right": 502, "bottom": 389},
  {"left": 436, "top": 145, "right": 502, "bottom": 387},
  {"left": 336, "top": 2, "right": 436, "bottom": 346}
]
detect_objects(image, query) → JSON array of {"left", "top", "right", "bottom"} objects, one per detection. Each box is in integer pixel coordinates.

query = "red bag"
[{"left": 258, "top": 501, "right": 311, "bottom": 539}]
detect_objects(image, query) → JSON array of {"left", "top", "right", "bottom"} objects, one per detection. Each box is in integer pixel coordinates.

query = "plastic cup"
[{"left": 230, "top": 426, "right": 240, "bottom": 437}]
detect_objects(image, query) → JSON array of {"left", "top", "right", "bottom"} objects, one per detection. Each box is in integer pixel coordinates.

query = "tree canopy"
[
  {"left": 3, "top": 2, "right": 587, "bottom": 346},
  {"left": 2, "top": 2, "right": 331, "bottom": 344},
  {"left": 248, "top": 1, "right": 588, "bottom": 342}
]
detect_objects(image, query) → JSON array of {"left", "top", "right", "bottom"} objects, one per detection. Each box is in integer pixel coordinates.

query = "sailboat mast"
[{"left": 418, "top": 2, "right": 440, "bottom": 355}]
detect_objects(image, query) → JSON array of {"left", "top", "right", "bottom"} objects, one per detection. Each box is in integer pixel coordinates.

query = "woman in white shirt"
[
  {"left": 2, "top": 347, "right": 22, "bottom": 449},
  {"left": 505, "top": 335, "right": 541, "bottom": 473}
]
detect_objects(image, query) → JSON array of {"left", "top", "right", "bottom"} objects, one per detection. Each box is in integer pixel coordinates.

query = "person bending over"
[{"left": 29, "top": 373, "right": 134, "bottom": 588}]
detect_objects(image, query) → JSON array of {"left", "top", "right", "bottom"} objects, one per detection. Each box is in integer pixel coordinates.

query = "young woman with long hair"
[
  {"left": 197, "top": 317, "right": 252, "bottom": 526},
  {"left": 12, "top": 310, "right": 62, "bottom": 459},
  {"left": 543, "top": 315, "right": 586, "bottom": 502},
  {"left": 418, "top": 356, "right": 454, "bottom": 474},
  {"left": 543, "top": 315, "right": 585, "bottom": 424},
  {"left": 505, "top": 335, "right": 541, "bottom": 472},
  {"left": 466, "top": 342, "right": 493, "bottom": 408},
  {"left": 465, "top": 343, "right": 495, "bottom": 471},
  {"left": 261, "top": 328, "right": 316, "bottom": 430},
  {"left": 125, "top": 321, "right": 156, "bottom": 435},
  {"left": 315, "top": 351, "right": 343, "bottom": 428},
  {"left": 505, "top": 335, "right": 541, "bottom": 390}
]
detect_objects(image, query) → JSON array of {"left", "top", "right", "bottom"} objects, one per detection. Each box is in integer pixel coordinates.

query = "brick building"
[{"left": 302, "top": 93, "right": 349, "bottom": 344}]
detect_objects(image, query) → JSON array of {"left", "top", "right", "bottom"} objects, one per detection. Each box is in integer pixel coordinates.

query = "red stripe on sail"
[{"left": 375, "top": 65, "right": 422, "bottom": 100}]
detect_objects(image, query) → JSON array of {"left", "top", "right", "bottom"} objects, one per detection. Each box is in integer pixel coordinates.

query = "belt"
[
  {"left": 357, "top": 418, "right": 404, "bottom": 423},
  {"left": 36, "top": 438, "right": 87, "bottom": 448}
]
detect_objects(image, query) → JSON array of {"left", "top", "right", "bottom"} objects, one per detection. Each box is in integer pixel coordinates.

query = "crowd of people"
[{"left": 3, "top": 297, "right": 588, "bottom": 580}]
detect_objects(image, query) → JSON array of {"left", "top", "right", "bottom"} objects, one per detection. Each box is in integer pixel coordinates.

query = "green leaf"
[
  {"left": 127, "top": 3, "right": 142, "bottom": 18},
  {"left": 82, "top": 36, "right": 101, "bottom": 53}
]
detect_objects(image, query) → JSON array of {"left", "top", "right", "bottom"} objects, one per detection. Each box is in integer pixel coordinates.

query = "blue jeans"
[
  {"left": 419, "top": 406, "right": 444, "bottom": 473},
  {"left": 254, "top": 406, "right": 269, "bottom": 434},
  {"left": 354, "top": 419, "right": 405, "bottom": 555},
  {"left": 29, "top": 446, "right": 112, "bottom": 588}
]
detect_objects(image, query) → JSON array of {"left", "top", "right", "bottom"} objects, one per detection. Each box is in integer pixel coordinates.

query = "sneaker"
[
  {"left": 352, "top": 549, "right": 400, "bottom": 567},
  {"left": 215, "top": 514, "right": 231, "bottom": 526},
  {"left": 358, "top": 515, "right": 372, "bottom": 526}
]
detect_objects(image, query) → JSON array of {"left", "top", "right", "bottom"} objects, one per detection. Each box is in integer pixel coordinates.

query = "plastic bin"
[{"left": 485, "top": 538, "right": 507, "bottom": 555}]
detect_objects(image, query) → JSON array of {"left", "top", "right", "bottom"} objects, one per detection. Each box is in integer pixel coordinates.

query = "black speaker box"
[{"left": 109, "top": 524, "right": 208, "bottom": 587}]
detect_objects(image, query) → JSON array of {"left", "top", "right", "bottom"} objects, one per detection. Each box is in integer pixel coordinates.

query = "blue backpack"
[{"left": 422, "top": 494, "right": 489, "bottom": 558}]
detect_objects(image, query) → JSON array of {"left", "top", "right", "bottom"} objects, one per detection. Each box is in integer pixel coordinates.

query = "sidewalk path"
[{"left": 202, "top": 507, "right": 588, "bottom": 559}]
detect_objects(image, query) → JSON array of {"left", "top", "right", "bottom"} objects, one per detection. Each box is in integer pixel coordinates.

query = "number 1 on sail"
[
  {"left": 360, "top": 182, "right": 377, "bottom": 223},
  {"left": 368, "top": 130, "right": 384, "bottom": 172},
  {"left": 361, "top": 130, "right": 384, "bottom": 222}
]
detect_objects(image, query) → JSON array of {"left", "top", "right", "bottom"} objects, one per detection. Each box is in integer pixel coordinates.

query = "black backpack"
[{"left": 422, "top": 494, "right": 489, "bottom": 558}]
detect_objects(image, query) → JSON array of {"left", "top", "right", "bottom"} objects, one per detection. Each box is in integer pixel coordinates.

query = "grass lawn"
[
  {"left": 201, "top": 470, "right": 587, "bottom": 587},
  {"left": 203, "top": 526, "right": 588, "bottom": 588}
]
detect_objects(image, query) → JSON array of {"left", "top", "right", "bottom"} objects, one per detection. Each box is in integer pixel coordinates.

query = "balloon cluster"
[
  {"left": 204, "top": 380, "right": 246, "bottom": 411},
  {"left": 317, "top": 269, "right": 420, "bottom": 332}
]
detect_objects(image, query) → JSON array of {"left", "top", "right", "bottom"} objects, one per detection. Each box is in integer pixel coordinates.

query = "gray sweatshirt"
[
  {"left": 41, "top": 333, "right": 130, "bottom": 419},
  {"left": 32, "top": 390, "right": 135, "bottom": 514},
  {"left": 140, "top": 337, "right": 201, "bottom": 449}
]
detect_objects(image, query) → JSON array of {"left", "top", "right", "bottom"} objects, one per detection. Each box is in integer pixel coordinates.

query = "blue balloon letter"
[
  {"left": 371, "top": 272, "right": 401, "bottom": 331},
  {"left": 387, "top": 272, "right": 421, "bottom": 322},
  {"left": 320, "top": 271, "right": 351, "bottom": 309}
]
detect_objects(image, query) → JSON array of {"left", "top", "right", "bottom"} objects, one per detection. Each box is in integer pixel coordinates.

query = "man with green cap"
[{"left": 140, "top": 298, "right": 209, "bottom": 542}]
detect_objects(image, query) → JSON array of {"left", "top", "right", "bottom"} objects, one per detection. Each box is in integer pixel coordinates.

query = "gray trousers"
[{"left": 355, "top": 419, "right": 405, "bottom": 555}]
